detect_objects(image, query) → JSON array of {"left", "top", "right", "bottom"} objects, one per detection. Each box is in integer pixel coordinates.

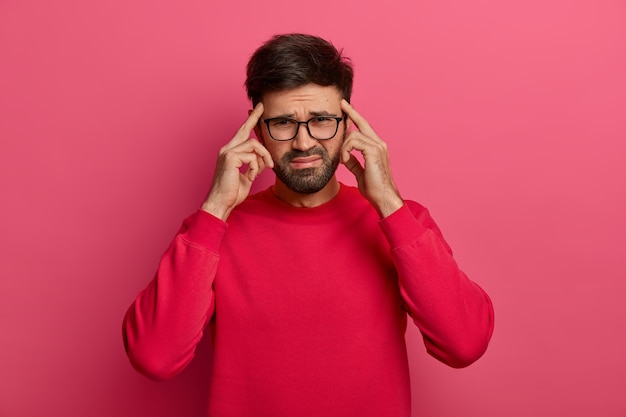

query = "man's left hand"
[{"left": 340, "top": 99, "right": 404, "bottom": 218}]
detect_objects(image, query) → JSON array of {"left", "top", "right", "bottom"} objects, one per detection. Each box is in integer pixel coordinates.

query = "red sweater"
[{"left": 123, "top": 184, "right": 494, "bottom": 417}]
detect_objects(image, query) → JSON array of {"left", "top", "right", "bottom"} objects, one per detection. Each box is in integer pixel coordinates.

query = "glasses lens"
[
  {"left": 268, "top": 118, "right": 298, "bottom": 141},
  {"left": 308, "top": 117, "right": 339, "bottom": 140}
]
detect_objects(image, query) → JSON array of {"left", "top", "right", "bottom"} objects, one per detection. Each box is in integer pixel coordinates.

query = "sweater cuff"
[
  {"left": 379, "top": 203, "right": 429, "bottom": 250},
  {"left": 181, "top": 209, "right": 229, "bottom": 254}
]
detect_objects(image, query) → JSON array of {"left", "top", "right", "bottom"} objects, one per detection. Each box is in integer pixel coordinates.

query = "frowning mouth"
[{"left": 289, "top": 155, "right": 323, "bottom": 169}]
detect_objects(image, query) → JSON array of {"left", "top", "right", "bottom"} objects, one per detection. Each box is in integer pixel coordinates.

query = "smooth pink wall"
[{"left": 1, "top": 1, "right": 625, "bottom": 416}]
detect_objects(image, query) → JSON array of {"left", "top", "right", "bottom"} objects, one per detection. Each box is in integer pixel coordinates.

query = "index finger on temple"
[
  {"left": 237, "top": 102, "right": 264, "bottom": 139},
  {"left": 341, "top": 99, "right": 373, "bottom": 133}
]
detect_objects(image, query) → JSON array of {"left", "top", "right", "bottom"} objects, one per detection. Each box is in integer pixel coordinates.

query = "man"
[{"left": 123, "top": 33, "right": 494, "bottom": 416}]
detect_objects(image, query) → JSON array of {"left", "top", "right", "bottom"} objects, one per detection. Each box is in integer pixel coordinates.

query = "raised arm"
[
  {"left": 123, "top": 104, "right": 273, "bottom": 379},
  {"left": 340, "top": 100, "right": 493, "bottom": 367}
]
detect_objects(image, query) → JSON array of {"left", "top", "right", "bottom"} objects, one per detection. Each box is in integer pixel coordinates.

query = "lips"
[{"left": 289, "top": 156, "right": 322, "bottom": 169}]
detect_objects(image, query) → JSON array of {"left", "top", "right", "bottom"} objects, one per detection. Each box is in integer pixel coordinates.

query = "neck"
[{"left": 272, "top": 176, "right": 341, "bottom": 208}]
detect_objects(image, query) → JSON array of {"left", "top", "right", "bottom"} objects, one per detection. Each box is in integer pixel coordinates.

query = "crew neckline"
[{"left": 254, "top": 182, "right": 353, "bottom": 223}]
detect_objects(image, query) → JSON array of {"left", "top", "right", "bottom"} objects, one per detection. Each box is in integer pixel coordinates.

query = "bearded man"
[{"left": 123, "top": 33, "right": 494, "bottom": 417}]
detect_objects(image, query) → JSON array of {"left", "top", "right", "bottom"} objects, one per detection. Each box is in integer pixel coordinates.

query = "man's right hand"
[{"left": 201, "top": 103, "right": 274, "bottom": 221}]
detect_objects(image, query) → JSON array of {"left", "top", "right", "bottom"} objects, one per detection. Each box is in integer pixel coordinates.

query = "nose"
[{"left": 291, "top": 123, "right": 318, "bottom": 151}]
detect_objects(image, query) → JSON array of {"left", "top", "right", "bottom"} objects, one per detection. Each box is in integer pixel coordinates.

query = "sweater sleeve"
[
  {"left": 122, "top": 210, "right": 228, "bottom": 380},
  {"left": 379, "top": 202, "right": 494, "bottom": 368}
]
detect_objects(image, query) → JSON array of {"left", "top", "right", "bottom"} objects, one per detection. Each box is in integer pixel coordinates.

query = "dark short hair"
[{"left": 245, "top": 33, "right": 354, "bottom": 106}]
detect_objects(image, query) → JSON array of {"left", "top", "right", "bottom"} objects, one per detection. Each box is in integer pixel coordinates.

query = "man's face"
[{"left": 256, "top": 84, "right": 346, "bottom": 194}]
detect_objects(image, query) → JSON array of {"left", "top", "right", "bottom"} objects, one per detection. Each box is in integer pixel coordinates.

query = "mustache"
[{"left": 282, "top": 147, "right": 327, "bottom": 161}]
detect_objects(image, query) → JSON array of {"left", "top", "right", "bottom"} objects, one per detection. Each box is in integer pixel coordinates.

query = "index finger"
[
  {"left": 340, "top": 99, "right": 375, "bottom": 136},
  {"left": 233, "top": 102, "right": 265, "bottom": 144}
]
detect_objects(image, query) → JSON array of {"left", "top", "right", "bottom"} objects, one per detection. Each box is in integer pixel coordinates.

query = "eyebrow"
[{"left": 268, "top": 110, "right": 340, "bottom": 119}]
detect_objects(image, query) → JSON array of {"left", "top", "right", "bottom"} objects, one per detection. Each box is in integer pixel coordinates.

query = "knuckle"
[{"left": 222, "top": 150, "right": 239, "bottom": 162}]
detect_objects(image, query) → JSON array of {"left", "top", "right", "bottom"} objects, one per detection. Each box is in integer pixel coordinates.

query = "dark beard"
[{"left": 273, "top": 147, "right": 340, "bottom": 194}]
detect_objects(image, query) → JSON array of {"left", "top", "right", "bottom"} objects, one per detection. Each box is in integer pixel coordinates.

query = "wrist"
[
  {"left": 201, "top": 198, "right": 232, "bottom": 221},
  {"left": 375, "top": 194, "right": 404, "bottom": 218}
]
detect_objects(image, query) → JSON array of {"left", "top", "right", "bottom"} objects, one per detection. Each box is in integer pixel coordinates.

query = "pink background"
[{"left": 1, "top": 0, "right": 625, "bottom": 416}]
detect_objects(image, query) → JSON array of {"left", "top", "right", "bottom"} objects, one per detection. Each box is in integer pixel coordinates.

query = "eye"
[
  {"left": 270, "top": 118, "right": 296, "bottom": 128},
  {"left": 311, "top": 116, "right": 334, "bottom": 125}
]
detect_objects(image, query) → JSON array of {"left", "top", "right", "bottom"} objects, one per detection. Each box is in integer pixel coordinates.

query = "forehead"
[{"left": 262, "top": 84, "right": 342, "bottom": 116}]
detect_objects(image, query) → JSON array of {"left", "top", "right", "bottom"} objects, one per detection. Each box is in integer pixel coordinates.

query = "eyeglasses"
[{"left": 262, "top": 115, "right": 346, "bottom": 141}]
